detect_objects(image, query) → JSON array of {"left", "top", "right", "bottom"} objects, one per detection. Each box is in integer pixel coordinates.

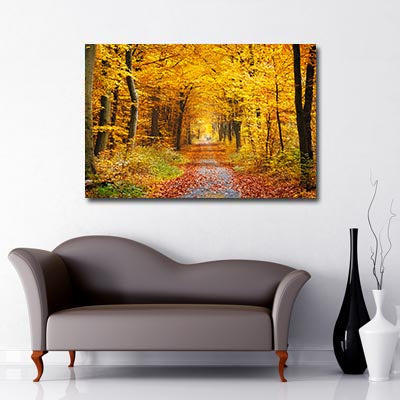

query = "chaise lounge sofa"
[{"left": 9, "top": 236, "right": 310, "bottom": 382}]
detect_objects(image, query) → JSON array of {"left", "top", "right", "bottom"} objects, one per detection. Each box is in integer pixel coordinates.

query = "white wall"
[{"left": 1, "top": 0, "right": 400, "bottom": 365}]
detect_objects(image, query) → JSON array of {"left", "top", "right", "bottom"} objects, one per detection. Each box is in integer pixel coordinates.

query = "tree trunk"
[
  {"left": 175, "top": 112, "right": 184, "bottom": 150},
  {"left": 150, "top": 91, "right": 161, "bottom": 141},
  {"left": 128, "top": 105, "right": 138, "bottom": 144},
  {"left": 175, "top": 88, "right": 192, "bottom": 150},
  {"left": 272, "top": 55, "right": 284, "bottom": 152},
  {"left": 94, "top": 95, "right": 111, "bottom": 155},
  {"left": 275, "top": 81, "right": 284, "bottom": 151},
  {"left": 293, "top": 44, "right": 311, "bottom": 189},
  {"left": 233, "top": 120, "right": 241, "bottom": 151},
  {"left": 107, "top": 86, "right": 119, "bottom": 149},
  {"left": 303, "top": 44, "right": 316, "bottom": 160},
  {"left": 150, "top": 106, "right": 160, "bottom": 139},
  {"left": 164, "top": 105, "right": 175, "bottom": 139},
  {"left": 126, "top": 48, "right": 138, "bottom": 147},
  {"left": 175, "top": 94, "right": 186, "bottom": 150},
  {"left": 110, "top": 47, "right": 120, "bottom": 129},
  {"left": 222, "top": 122, "right": 226, "bottom": 142},
  {"left": 111, "top": 86, "right": 119, "bottom": 126},
  {"left": 228, "top": 120, "right": 232, "bottom": 143},
  {"left": 266, "top": 111, "right": 272, "bottom": 160},
  {"left": 217, "top": 116, "right": 223, "bottom": 141},
  {"left": 85, "top": 44, "right": 96, "bottom": 178},
  {"left": 187, "top": 122, "right": 191, "bottom": 144}
]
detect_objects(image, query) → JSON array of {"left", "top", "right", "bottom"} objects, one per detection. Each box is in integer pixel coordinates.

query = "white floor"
[{"left": 1, "top": 365, "right": 400, "bottom": 400}]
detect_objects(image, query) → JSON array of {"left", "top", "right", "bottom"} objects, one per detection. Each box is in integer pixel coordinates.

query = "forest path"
[{"left": 157, "top": 143, "right": 241, "bottom": 198}]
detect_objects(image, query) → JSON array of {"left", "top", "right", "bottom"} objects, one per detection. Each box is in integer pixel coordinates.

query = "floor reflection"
[
  {"left": 333, "top": 374, "right": 369, "bottom": 400},
  {"left": 365, "top": 380, "right": 400, "bottom": 400},
  {"left": 0, "top": 365, "right": 399, "bottom": 400}
]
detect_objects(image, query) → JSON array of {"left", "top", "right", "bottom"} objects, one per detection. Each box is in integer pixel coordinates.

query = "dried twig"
[
  {"left": 367, "top": 177, "right": 380, "bottom": 289},
  {"left": 367, "top": 174, "right": 396, "bottom": 290},
  {"left": 378, "top": 200, "right": 396, "bottom": 288}
]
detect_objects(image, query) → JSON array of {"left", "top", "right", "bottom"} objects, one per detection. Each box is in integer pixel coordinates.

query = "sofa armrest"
[
  {"left": 272, "top": 269, "right": 311, "bottom": 350},
  {"left": 8, "top": 248, "right": 73, "bottom": 350}
]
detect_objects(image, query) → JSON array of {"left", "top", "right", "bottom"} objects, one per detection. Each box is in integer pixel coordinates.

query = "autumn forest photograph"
[{"left": 85, "top": 44, "right": 317, "bottom": 199}]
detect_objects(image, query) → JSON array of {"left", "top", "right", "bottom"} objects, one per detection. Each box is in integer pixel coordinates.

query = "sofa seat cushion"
[{"left": 46, "top": 304, "right": 272, "bottom": 351}]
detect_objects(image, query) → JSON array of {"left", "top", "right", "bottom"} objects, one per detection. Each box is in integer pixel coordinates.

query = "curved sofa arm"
[
  {"left": 272, "top": 269, "right": 311, "bottom": 350},
  {"left": 8, "top": 248, "right": 73, "bottom": 350}
]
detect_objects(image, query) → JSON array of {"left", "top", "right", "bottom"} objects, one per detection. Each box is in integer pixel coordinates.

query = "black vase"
[{"left": 333, "top": 228, "right": 370, "bottom": 374}]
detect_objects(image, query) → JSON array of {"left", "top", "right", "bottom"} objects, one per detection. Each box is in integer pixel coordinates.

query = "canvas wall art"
[{"left": 85, "top": 44, "right": 317, "bottom": 199}]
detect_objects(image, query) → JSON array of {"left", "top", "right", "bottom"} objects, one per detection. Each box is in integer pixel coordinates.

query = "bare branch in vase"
[{"left": 367, "top": 176, "right": 396, "bottom": 290}]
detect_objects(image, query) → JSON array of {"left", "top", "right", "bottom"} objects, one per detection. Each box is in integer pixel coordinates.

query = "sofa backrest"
[{"left": 53, "top": 236, "right": 294, "bottom": 307}]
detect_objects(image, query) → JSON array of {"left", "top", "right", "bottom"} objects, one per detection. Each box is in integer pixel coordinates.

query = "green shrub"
[
  {"left": 94, "top": 182, "right": 145, "bottom": 198},
  {"left": 88, "top": 145, "right": 187, "bottom": 198}
]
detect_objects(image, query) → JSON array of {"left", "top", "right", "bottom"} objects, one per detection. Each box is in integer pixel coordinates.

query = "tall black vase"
[{"left": 333, "top": 228, "right": 370, "bottom": 374}]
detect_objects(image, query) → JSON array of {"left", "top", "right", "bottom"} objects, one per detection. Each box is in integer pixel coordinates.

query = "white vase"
[
  {"left": 391, "top": 305, "right": 400, "bottom": 374},
  {"left": 359, "top": 289, "right": 398, "bottom": 381}
]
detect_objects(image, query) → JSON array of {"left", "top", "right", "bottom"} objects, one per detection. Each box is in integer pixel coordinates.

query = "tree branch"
[
  {"left": 379, "top": 199, "right": 396, "bottom": 287},
  {"left": 368, "top": 176, "right": 380, "bottom": 289}
]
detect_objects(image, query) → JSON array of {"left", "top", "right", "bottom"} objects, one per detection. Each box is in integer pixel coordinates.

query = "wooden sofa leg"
[
  {"left": 68, "top": 351, "right": 76, "bottom": 367},
  {"left": 275, "top": 350, "right": 288, "bottom": 382},
  {"left": 31, "top": 351, "right": 48, "bottom": 382}
]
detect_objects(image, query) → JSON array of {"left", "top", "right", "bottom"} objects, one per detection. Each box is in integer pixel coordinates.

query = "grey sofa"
[{"left": 9, "top": 236, "right": 310, "bottom": 382}]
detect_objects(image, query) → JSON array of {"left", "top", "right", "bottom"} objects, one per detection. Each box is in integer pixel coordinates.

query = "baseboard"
[{"left": 0, "top": 349, "right": 336, "bottom": 366}]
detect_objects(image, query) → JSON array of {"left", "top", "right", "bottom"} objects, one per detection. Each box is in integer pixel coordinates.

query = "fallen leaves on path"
[
  {"left": 151, "top": 143, "right": 316, "bottom": 199},
  {"left": 232, "top": 173, "right": 316, "bottom": 199},
  {"left": 152, "top": 165, "right": 206, "bottom": 198}
]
